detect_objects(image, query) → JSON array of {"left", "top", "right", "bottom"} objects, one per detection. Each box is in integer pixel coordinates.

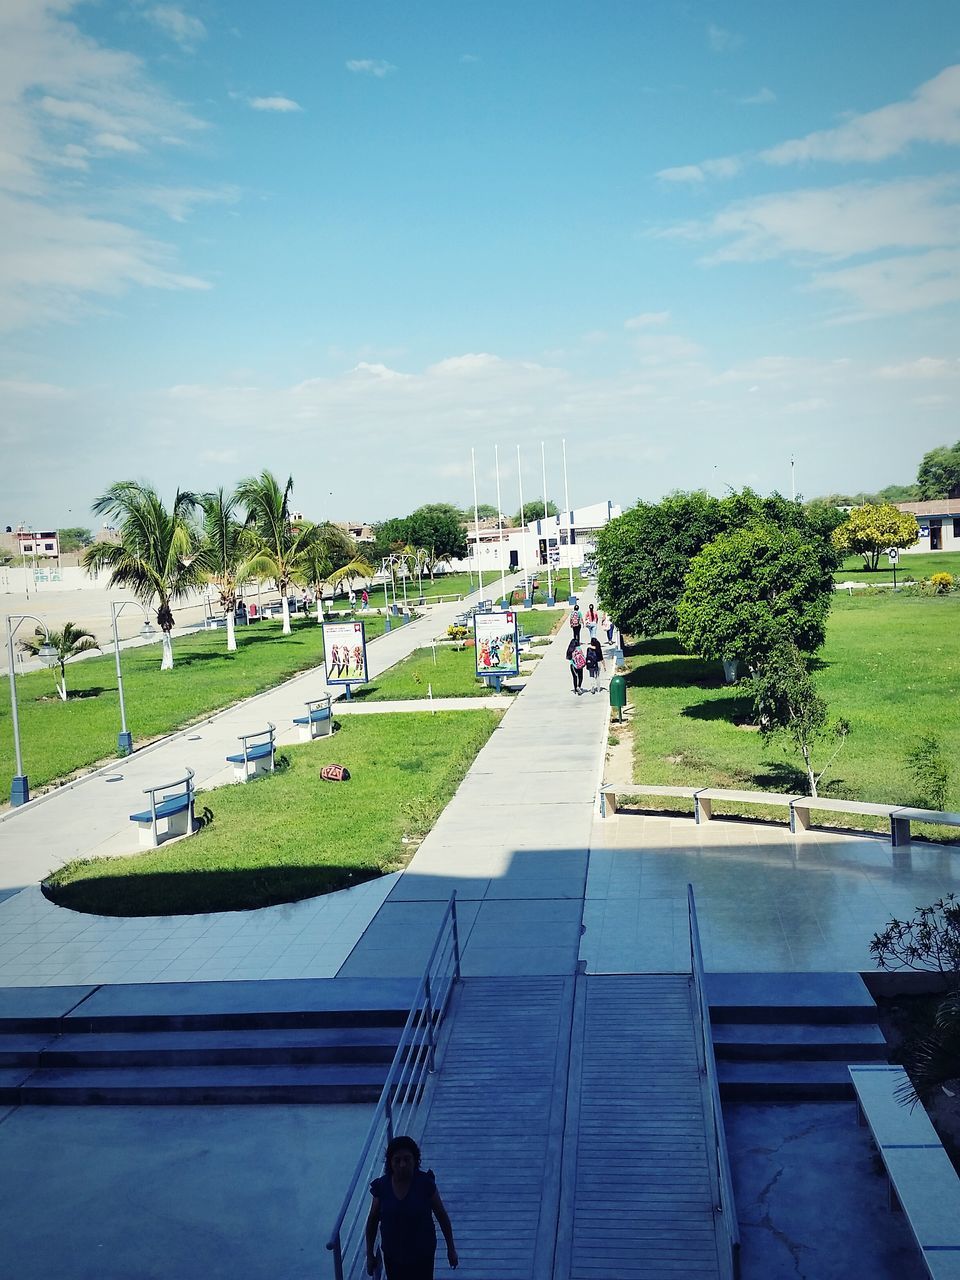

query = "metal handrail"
[
  {"left": 687, "top": 884, "right": 741, "bottom": 1280},
  {"left": 326, "top": 893, "right": 462, "bottom": 1280},
  {"left": 142, "top": 767, "right": 195, "bottom": 824},
  {"left": 235, "top": 723, "right": 275, "bottom": 765}
]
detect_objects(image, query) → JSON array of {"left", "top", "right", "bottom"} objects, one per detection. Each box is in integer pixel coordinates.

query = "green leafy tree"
[
  {"left": 514, "top": 499, "right": 558, "bottom": 525},
  {"left": 744, "top": 639, "right": 849, "bottom": 798},
  {"left": 199, "top": 488, "right": 245, "bottom": 653},
  {"left": 676, "top": 523, "right": 835, "bottom": 669},
  {"left": 831, "top": 503, "right": 919, "bottom": 570},
  {"left": 917, "top": 441, "right": 960, "bottom": 500},
  {"left": 58, "top": 527, "right": 93, "bottom": 552},
  {"left": 82, "top": 482, "right": 204, "bottom": 670},
  {"left": 594, "top": 491, "right": 725, "bottom": 637},
  {"left": 19, "top": 622, "right": 100, "bottom": 701},
  {"left": 473, "top": 503, "right": 499, "bottom": 519},
  {"left": 404, "top": 504, "right": 468, "bottom": 576}
]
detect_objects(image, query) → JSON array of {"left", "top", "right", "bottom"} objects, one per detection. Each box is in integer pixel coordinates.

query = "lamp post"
[
  {"left": 6, "top": 614, "right": 57, "bottom": 807},
  {"left": 110, "top": 601, "right": 156, "bottom": 755}
]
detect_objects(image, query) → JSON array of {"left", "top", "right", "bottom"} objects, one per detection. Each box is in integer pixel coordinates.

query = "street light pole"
[
  {"left": 110, "top": 601, "right": 156, "bottom": 755},
  {"left": 6, "top": 613, "right": 57, "bottom": 807}
]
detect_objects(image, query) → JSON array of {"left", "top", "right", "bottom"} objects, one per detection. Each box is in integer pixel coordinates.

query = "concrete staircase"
[
  {"left": 0, "top": 978, "right": 418, "bottom": 1105},
  {"left": 707, "top": 972, "right": 888, "bottom": 1101}
]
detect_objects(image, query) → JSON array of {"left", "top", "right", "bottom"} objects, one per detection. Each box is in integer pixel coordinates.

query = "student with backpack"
[
  {"left": 585, "top": 637, "right": 606, "bottom": 693},
  {"left": 585, "top": 604, "right": 599, "bottom": 640},
  {"left": 566, "top": 637, "right": 586, "bottom": 694},
  {"left": 569, "top": 605, "right": 583, "bottom": 644}
]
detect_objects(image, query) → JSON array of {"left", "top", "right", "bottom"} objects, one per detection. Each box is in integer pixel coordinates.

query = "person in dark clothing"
[
  {"left": 366, "top": 1135, "right": 458, "bottom": 1279},
  {"left": 566, "top": 637, "right": 585, "bottom": 694},
  {"left": 585, "top": 637, "right": 606, "bottom": 693},
  {"left": 569, "top": 605, "right": 582, "bottom": 645}
]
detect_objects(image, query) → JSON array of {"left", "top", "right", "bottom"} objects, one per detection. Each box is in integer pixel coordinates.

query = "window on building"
[
  {"left": 43, "top": 543, "right": 54, "bottom": 551},
  {"left": 23, "top": 544, "right": 33, "bottom": 552},
  {"left": 954, "top": 518, "right": 960, "bottom": 538}
]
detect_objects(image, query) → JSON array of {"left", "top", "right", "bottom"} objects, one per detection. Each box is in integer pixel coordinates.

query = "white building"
[
  {"left": 456, "top": 499, "right": 621, "bottom": 578},
  {"left": 895, "top": 500, "right": 960, "bottom": 554}
]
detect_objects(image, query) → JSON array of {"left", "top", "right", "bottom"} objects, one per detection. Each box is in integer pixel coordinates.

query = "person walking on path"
[
  {"left": 585, "top": 636, "right": 606, "bottom": 694},
  {"left": 602, "top": 612, "right": 614, "bottom": 643},
  {"left": 366, "top": 1135, "right": 459, "bottom": 1279},
  {"left": 569, "top": 604, "right": 583, "bottom": 645},
  {"left": 567, "top": 637, "right": 586, "bottom": 695},
  {"left": 585, "top": 603, "right": 599, "bottom": 641},
  {"left": 362, "top": 588, "right": 370, "bottom": 610}
]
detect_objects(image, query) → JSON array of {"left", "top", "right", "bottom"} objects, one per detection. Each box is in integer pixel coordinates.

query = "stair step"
[
  {"left": 713, "top": 1023, "right": 886, "bottom": 1061},
  {"left": 18, "top": 1063, "right": 390, "bottom": 1105},
  {"left": 0, "top": 1033, "right": 57, "bottom": 1066},
  {"left": 61, "top": 977, "right": 420, "bottom": 1034},
  {"left": 717, "top": 1060, "right": 855, "bottom": 1101},
  {"left": 38, "top": 1026, "right": 404, "bottom": 1068},
  {"left": 0, "top": 986, "right": 97, "bottom": 1033},
  {"left": 0, "top": 1067, "right": 33, "bottom": 1101},
  {"left": 707, "top": 971, "right": 877, "bottom": 1024}
]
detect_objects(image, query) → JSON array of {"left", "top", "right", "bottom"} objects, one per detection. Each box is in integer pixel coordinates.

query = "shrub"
[
  {"left": 446, "top": 624, "right": 469, "bottom": 642},
  {"left": 906, "top": 734, "right": 950, "bottom": 811},
  {"left": 871, "top": 895, "right": 960, "bottom": 972},
  {"left": 930, "top": 572, "right": 954, "bottom": 594}
]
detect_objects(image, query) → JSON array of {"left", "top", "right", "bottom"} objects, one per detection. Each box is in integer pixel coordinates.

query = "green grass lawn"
[
  {"left": 2, "top": 615, "right": 386, "bottom": 795},
  {"left": 518, "top": 609, "right": 564, "bottom": 637},
  {"left": 354, "top": 644, "right": 500, "bottom": 701},
  {"left": 44, "top": 710, "right": 502, "bottom": 915},
  {"left": 626, "top": 592, "right": 960, "bottom": 840},
  {"left": 834, "top": 550, "right": 960, "bottom": 584}
]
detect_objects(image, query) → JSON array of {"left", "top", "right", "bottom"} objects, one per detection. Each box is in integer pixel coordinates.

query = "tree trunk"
[
  {"left": 316, "top": 596, "right": 322, "bottom": 624},
  {"left": 281, "top": 595, "right": 291, "bottom": 636},
  {"left": 161, "top": 630, "right": 174, "bottom": 670},
  {"left": 57, "top": 670, "right": 67, "bottom": 702},
  {"left": 801, "top": 741, "right": 817, "bottom": 798},
  {"left": 226, "top": 610, "right": 237, "bottom": 652}
]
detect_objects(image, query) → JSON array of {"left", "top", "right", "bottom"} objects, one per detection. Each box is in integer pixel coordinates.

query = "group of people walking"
[{"left": 566, "top": 602, "right": 611, "bottom": 695}]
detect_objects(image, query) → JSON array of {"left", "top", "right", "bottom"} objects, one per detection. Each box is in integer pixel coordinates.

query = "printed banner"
[
  {"left": 473, "top": 610, "right": 520, "bottom": 677},
  {"left": 323, "top": 621, "right": 368, "bottom": 684}
]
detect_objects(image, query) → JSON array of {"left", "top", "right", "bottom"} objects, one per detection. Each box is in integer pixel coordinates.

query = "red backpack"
[{"left": 572, "top": 647, "right": 586, "bottom": 670}]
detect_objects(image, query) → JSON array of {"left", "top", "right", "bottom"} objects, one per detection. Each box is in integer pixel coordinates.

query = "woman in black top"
[{"left": 366, "top": 1135, "right": 458, "bottom": 1279}]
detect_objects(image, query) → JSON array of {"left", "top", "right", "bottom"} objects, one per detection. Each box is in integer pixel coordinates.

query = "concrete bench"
[
  {"left": 225, "top": 724, "right": 276, "bottom": 783},
  {"left": 128, "top": 768, "right": 195, "bottom": 848},
  {"left": 891, "top": 808, "right": 960, "bottom": 847},
  {"left": 790, "top": 797, "right": 901, "bottom": 837},
  {"left": 695, "top": 787, "right": 801, "bottom": 824},
  {"left": 850, "top": 1065, "right": 960, "bottom": 1278},
  {"left": 599, "top": 784, "right": 698, "bottom": 819},
  {"left": 293, "top": 697, "right": 333, "bottom": 742}
]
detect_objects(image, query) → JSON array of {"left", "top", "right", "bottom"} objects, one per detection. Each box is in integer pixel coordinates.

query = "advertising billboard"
[
  {"left": 322, "top": 621, "right": 368, "bottom": 685},
  {"left": 473, "top": 610, "right": 520, "bottom": 678}
]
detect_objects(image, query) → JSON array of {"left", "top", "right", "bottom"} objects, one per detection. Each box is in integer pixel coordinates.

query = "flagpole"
[
  {"left": 562, "top": 436, "right": 574, "bottom": 602},
  {"left": 471, "top": 446, "right": 484, "bottom": 603},
  {"left": 495, "top": 443, "right": 507, "bottom": 605},
  {"left": 541, "top": 440, "right": 554, "bottom": 605},
  {"left": 517, "top": 444, "right": 531, "bottom": 606}
]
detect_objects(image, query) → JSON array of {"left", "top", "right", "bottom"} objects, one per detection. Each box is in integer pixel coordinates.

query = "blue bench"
[
  {"left": 293, "top": 696, "right": 333, "bottom": 742},
  {"left": 129, "top": 769, "right": 195, "bottom": 848},
  {"left": 226, "top": 724, "right": 276, "bottom": 783}
]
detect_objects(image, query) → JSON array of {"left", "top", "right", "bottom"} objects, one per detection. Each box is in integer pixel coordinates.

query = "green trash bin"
[{"left": 609, "top": 674, "right": 627, "bottom": 722}]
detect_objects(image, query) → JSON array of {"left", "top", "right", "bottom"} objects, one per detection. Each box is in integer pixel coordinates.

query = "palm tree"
[
  {"left": 199, "top": 488, "right": 245, "bottom": 653},
  {"left": 235, "top": 471, "right": 317, "bottom": 636},
  {"left": 19, "top": 622, "right": 100, "bottom": 701},
  {"left": 82, "top": 482, "right": 204, "bottom": 670}
]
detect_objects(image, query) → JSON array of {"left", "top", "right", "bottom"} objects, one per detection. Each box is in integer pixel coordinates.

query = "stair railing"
[
  {"left": 326, "top": 892, "right": 462, "bottom": 1280},
  {"left": 688, "top": 883, "right": 741, "bottom": 1280}
]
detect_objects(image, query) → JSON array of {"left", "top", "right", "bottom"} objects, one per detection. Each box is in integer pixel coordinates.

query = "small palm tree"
[
  {"left": 199, "top": 488, "right": 245, "bottom": 653},
  {"left": 20, "top": 623, "right": 100, "bottom": 701},
  {"left": 82, "top": 482, "right": 204, "bottom": 670}
]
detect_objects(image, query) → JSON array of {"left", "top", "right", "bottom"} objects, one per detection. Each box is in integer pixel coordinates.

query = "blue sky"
[{"left": 3, "top": 1, "right": 960, "bottom": 527}]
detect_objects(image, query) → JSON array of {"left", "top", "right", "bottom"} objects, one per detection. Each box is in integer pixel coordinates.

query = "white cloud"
[
  {"left": 738, "top": 87, "right": 776, "bottom": 106},
  {"left": 668, "top": 177, "right": 960, "bottom": 263},
  {"left": 459, "top": 54, "right": 480, "bottom": 64},
  {"left": 807, "top": 249, "right": 960, "bottom": 318},
  {"left": 708, "top": 24, "right": 742, "bottom": 53},
  {"left": 346, "top": 59, "right": 396, "bottom": 78},
  {"left": 657, "top": 63, "right": 960, "bottom": 183},
  {"left": 760, "top": 63, "right": 960, "bottom": 166},
  {"left": 0, "top": 1, "right": 215, "bottom": 329},
  {"left": 129, "top": 184, "right": 241, "bottom": 222},
  {"left": 142, "top": 5, "right": 207, "bottom": 51},
  {"left": 877, "top": 357, "right": 960, "bottom": 379},
  {"left": 625, "top": 311, "right": 671, "bottom": 329},
  {"left": 248, "top": 96, "right": 303, "bottom": 113}
]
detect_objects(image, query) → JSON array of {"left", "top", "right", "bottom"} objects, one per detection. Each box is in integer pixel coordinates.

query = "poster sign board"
[
  {"left": 473, "top": 610, "right": 520, "bottom": 678},
  {"left": 887, "top": 548, "right": 900, "bottom": 564},
  {"left": 322, "top": 621, "right": 368, "bottom": 685}
]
